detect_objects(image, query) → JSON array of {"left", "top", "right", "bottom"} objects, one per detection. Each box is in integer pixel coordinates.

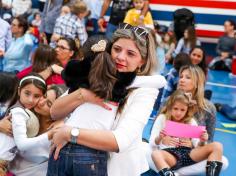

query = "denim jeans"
[
  {"left": 0, "top": 57, "right": 3, "bottom": 71},
  {"left": 91, "top": 18, "right": 99, "bottom": 35},
  {"left": 105, "top": 23, "right": 118, "bottom": 40},
  {"left": 47, "top": 143, "right": 108, "bottom": 176}
]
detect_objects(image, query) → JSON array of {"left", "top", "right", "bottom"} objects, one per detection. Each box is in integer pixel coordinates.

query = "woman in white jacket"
[{"left": 49, "top": 23, "right": 167, "bottom": 176}]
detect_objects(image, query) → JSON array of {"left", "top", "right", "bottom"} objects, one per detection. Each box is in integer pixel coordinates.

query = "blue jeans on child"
[{"left": 47, "top": 143, "right": 108, "bottom": 176}]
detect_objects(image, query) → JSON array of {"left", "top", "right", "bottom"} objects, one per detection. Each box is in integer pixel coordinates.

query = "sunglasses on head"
[{"left": 118, "top": 23, "right": 148, "bottom": 39}]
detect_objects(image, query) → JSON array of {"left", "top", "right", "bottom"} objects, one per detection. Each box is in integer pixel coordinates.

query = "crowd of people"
[{"left": 0, "top": 0, "right": 235, "bottom": 176}]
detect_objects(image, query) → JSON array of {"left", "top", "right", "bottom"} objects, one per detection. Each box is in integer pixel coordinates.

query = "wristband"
[{"left": 77, "top": 88, "right": 84, "bottom": 102}]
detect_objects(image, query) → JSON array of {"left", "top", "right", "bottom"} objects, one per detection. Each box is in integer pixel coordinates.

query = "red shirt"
[{"left": 17, "top": 66, "right": 64, "bottom": 85}]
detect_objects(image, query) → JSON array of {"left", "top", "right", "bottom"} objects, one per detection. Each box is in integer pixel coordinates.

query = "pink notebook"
[{"left": 164, "top": 120, "right": 206, "bottom": 138}]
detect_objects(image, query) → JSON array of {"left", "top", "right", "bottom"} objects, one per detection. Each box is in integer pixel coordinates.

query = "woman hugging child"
[
  {"left": 47, "top": 35, "right": 137, "bottom": 176},
  {"left": 0, "top": 73, "right": 47, "bottom": 176}
]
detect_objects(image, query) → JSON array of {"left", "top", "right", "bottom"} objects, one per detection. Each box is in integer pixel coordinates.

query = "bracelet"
[
  {"left": 199, "top": 141, "right": 207, "bottom": 146},
  {"left": 77, "top": 88, "right": 84, "bottom": 102}
]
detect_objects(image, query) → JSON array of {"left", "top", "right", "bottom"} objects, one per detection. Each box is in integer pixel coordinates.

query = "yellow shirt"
[{"left": 124, "top": 9, "right": 154, "bottom": 29}]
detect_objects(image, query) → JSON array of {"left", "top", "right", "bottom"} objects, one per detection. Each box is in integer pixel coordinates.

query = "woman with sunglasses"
[{"left": 49, "top": 23, "right": 167, "bottom": 176}]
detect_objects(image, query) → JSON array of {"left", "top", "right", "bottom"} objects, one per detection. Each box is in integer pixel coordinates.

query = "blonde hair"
[
  {"left": 179, "top": 65, "right": 208, "bottom": 111},
  {"left": 160, "top": 90, "right": 195, "bottom": 123},
  {"left": 70, "top": 1, "right": 87, "bottom": 15},
  {"left": 112, "top": 28, "right": 158, "bottom": 75}
]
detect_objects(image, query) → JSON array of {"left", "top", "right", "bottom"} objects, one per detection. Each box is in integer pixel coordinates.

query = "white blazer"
[{"left": 108, "top": 75, "right": 166, "bottom": 176}]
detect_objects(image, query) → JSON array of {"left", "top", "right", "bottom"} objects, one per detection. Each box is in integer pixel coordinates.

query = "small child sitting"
[
  {"left": 124, "top": 0, "right": 154, "bottom": 29},
  {"left": 151, "top": 90, "right": 223, "bottom": 176}
]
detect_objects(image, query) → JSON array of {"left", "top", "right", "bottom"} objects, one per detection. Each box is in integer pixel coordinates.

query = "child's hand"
[
  {"left": 0, "top": 49, "right": 5, "bottom": 57},
  {"left": 160, "top": 130, "right": 166, "bottom": 138},
  {"left": 48, "top": 120, "right": 65, "bottom": 130},
  {"left": 179, "top": 138, "right": 192, "bottom": 148},
  {"left": 162, "top": 136, "right": 179, "bottom": 147},
  {"left": 200, "top": 130, "right": 208, "bottom": 142},
  {"left": 51, "top": 64, "right": 64, "bottom": 75}
]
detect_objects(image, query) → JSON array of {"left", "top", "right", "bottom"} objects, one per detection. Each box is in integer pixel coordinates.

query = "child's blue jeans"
[{"left": 47, "top": 143, "right": 108, "bottom": 176}]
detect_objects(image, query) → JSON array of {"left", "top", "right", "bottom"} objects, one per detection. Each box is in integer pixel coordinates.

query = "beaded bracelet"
[{"left": 77, "top": 88, "right": 84, "bottom": 102}]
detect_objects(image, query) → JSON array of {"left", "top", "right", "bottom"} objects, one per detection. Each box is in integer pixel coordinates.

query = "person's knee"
[
  {"left": 210, "top": 142, "right": 223, "bottom": 153},
  {"left": 151, "top": 150, "right": 162, "bottom": 161}
]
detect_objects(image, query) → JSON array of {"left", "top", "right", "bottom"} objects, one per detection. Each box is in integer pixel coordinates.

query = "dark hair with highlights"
[
  {"left": 32, "top": 44, "right": 58, "bottom": 72},
  {"left": 84, "top": 35, "right": 117, "bottom": 99}
]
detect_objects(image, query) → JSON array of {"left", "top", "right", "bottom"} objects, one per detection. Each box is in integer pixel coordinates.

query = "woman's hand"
[
  {"left": 0, "top": 115, "right": 13, "bottom": 136},
  {"left": 48, "top": 120, "right": 65, "bottom": 130},
  {"left": 47, "top": 120, "right": 65, "bottom": 140},
  {"left": 161, "top": 136, "right": 179, "bottom": 147},
  {"left": 51, "top": 125, "right": 72, "bottom": 160},
  {"left": 179, "top": 138, "right": 193, "bottom": 148},
  {"left": 80, "top": 88, "right": 112, "bottom": 110}
]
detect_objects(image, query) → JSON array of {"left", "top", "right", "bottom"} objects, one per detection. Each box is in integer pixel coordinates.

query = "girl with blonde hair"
[{"left": 151, "top": 90, "right": 223, "bottom": 176}]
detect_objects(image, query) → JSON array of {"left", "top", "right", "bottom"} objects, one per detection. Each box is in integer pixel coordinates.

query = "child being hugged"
[
  {"left": 47, "top": 35, "right": 137, "bottom": 176},
  {"left": 124, "top": 0, "right": 154, "bottom": 29},
  {"left": 0, "top": 73, "right": 47, "bottom": 176},
  {"left": 150, "top": 90, "right": 223, "bottom": 176}
]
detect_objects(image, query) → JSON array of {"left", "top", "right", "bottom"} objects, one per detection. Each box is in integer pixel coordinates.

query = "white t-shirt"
[
  {"left": 0, "top": 133, "right": 15, "bottom": 161},
  {"left": 66, "top": 102, "right": 118, "bottom": 130}
]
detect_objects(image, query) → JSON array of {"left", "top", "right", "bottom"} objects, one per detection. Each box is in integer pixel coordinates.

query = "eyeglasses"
[
  {"left": 56, "top": 44, "right": 70, "bottom": 51},
  {"left": 118, "top": 23, "right": 148, "bottom": 39}
]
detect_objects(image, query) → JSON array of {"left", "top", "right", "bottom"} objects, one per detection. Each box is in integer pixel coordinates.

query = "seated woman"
[{"left": 208, "top": 19, "right": 236, "bottom": 72}]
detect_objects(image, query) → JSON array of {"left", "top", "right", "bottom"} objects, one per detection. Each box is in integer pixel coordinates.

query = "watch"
[{"left": 70, "top": 128, "right": 80, "bottom": 144}]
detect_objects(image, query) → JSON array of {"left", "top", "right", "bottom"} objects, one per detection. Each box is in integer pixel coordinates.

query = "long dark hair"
[
  {"left": 190, "top": 46, "right": 207, "bottom": 75},
  {"left": 184, "top": 26, "right": 197, "bottom": 49},
  {"left": 32, "top": 44, "right": 58, "bottom": 72},
  {"left": 62, "top": 35, "right": 117, "bottom": 99},
  {"left": 58, "top": 37, "right": 79, "bottom": 59},
  {"left": 0, "top": 72, "right": 19, "bottom": 107},
  {"left": 19, "top": 73, "right": 47, "bottom": 95},
  {"left": 82, "top": 35, "right": 117, "bottom": 99}
]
